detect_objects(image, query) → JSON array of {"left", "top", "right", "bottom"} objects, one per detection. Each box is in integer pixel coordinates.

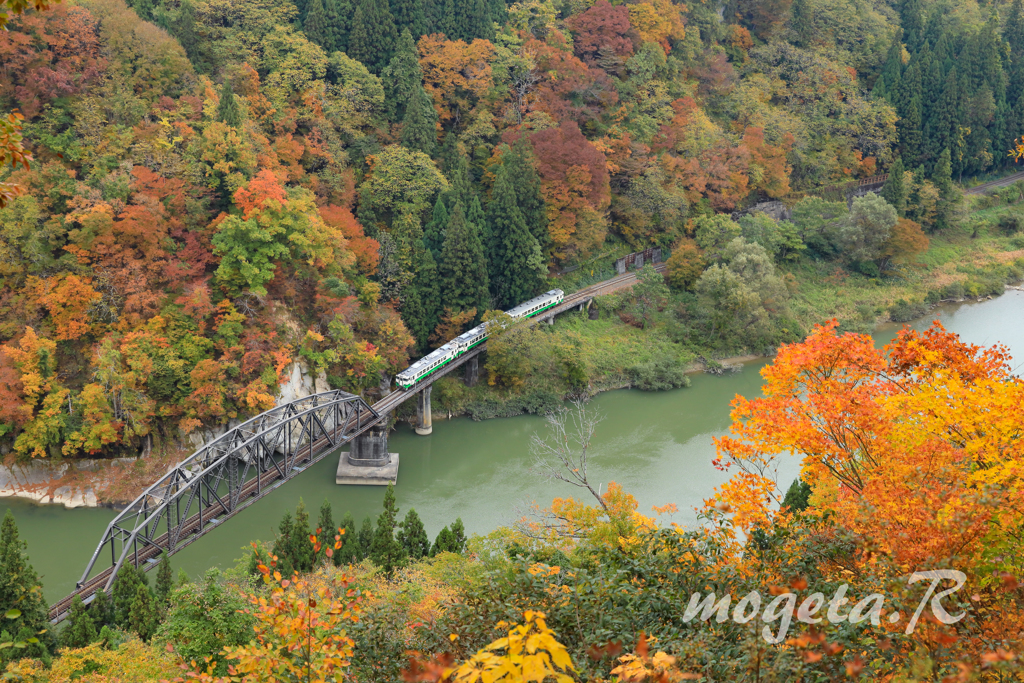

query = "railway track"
[
  {"left": 965, "top": 171, "right": 1024, "bottom": 194},
  {"left": 49, "top": 261, "right": 666, "bottom": 622}
]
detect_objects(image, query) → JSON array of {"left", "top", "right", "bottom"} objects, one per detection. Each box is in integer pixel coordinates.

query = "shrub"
[
  {"left": 888, "top": 298, "right": 928, "bottom": 322},
  {"left": 627, "top": 354, "right": 691, "bottom": 391}
]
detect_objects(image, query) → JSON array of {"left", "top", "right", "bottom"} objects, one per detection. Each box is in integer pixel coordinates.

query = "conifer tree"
[
  {"left": 444, "top": 154, "right": 475, "bottom": 209},
  {"left": 400, "top": 85, "right": 439, "bottom": 155},
  {"left": 462, "top": 0, "right": 491, "bottom": 41},
  {"left": 397, "top": 508, "right": 431, "bottom": 560},
  {"left": 325, "top": 0, "right": 352, "bottom": 53},
  {"left": 488, "top": 160, "right": 543, "bottom": 307},
  {"left": 336, "top": 512, "right": 358, "bottom": 565},
  {"left": 172, "top": 0, "right": 203, "bottom": 71},
  {"left": 424, "top": 197, "right": 448, "bottom": 259},
  {"left": 128, "top": 584, "right": 157, "bottom": 641},
  {"left": 271, "top": 512, "right": 295, "bottom": 578},
  {"left": 789, "top": 0, "right": 812, "bottom": 48},
  {"left": 316, "top": 500, "right": 335, "bottom": 566},
  {"left": 382, "top": 29, "right": 424, "bottom": 122},
  {"left": 402, "top": 243, "right": 441, "bottom": 349},
  {"left": 873, "top": 34, "right": 904, "bottom": 101},
  {"left": 881, "top": 157, "right": 907, "bottom": 217},
  {"left": 155, "top": 553, "right": 173, "bottom": 609},
  {"left": 347, "top": 0, "right": 399, "bottom": 73},
  {"left": 357, "top": 516, "right": 375, "bottom": 560},
  {"left": 111, "top": 565, "right": 147, "bottom": 629},
  {"left": 0, "top": 511, "right": 48, "bottom": 645},
  {"left": 90, "top": 589, "right": 112, "bottom": 629},
  {"left": 440, "top": 0, "right": 458, "bottom": 39},
  {"left": 390, "top": 0, "right": 426, "bottom": 38},
  {"left": 60, "top": 595, "right": 98, "bottom": 649},
  {"left": 370, "top": 483, "right": 407, "bottom": 574},
  {"left": 216, "top": 81, "right": 242, "bottom": 127},
  {"left": 932, "top": 148, "right": 957, "bottom": 232},
  {"left": 1008, "top": 0, "right": 1024, "bottom": 56},
  {"left": 440, "top": 132, "right": 462, "bottom": 177},
  {"left": 289, "top": 500, "right": 316, "bottom": 573},
  {"left": 504, "top": 138, "right": 548, "bottom": 249},
  {"left": 450, "top": 517, "right": 467, "bottom": 553},
  {"left": 424, "top": 0, "right": 445, "bottom": 34},
  {"left": 431, "top": 526, "right": 456, "bottom": 555},
  {"left": 304, "top": 0, "right": 331, "bottom": 51},
  {"left": 439, "top": 202, "right": 490, "bottom": 314}
]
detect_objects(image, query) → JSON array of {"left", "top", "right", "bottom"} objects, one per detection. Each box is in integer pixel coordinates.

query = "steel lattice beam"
[{"left": 48, "top": 390, "right": 378, "bottom": 623}]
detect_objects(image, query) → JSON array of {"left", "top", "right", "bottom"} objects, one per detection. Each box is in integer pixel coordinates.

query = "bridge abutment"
[{"left": 415, "top": 385, "right": 433, "bottom": 435}]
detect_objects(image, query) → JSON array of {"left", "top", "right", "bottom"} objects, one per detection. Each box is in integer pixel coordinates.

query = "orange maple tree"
[{"left": 708, "top": 320, "right": 1024, "bottom": 577}]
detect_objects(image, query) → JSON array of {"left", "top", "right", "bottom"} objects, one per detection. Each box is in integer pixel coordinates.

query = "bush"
[
  {"left": 940, "top": 282, "right": 965, "bottom": 300},
  {"left": 465, "top": 389, "right": 562, "bottom": 420},
  {"left": 888, "top": 299, "right": 928, "bottom": 322},
  {"left": 998, "top": 214, "right": 1022, "bottom": 235},
  {"left": 627, "top": 354, "right": 691, "bottom": 391}
]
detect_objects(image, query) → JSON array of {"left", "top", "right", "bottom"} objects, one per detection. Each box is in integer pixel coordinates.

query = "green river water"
[{"left": 7, "top": 290, "right": 1023, "bottom": 604}]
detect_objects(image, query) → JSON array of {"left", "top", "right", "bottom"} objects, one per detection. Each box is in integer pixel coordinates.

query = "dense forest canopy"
[{"left": 0, "top": 0, "right": 1022, "bottom": 460}]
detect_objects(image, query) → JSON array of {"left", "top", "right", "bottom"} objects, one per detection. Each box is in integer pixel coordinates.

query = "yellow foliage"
[
  {"left": 628, "top": 0, "right": 685, "bottom": 48},
  {"left": 22, "top": 640, "right": 180, "bottom": 682},
  {"left": 447, "top": 611, "right": 575, "bottom": 683}
]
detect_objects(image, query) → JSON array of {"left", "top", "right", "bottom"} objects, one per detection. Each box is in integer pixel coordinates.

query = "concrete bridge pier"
[
  {"left": 415, "top": 385, "right": 433, "bottom": 436},
  {"left": 336, "top": 424, "right": 399, "bottom": 485},
  {"left": 464, "top": 356, "right": 479, "bottom": 387}
]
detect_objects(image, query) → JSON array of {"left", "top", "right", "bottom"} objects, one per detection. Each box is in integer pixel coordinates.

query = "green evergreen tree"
[
  {"left": 488, "top": 160, "right": 543, "bottom": 308},
  {"left": 462, "top": 0, "right": 491, "bottom": 41},
  {"left": 1008, "top": 0, "right": 1024, "bottom": 55},
  {"left": 0, "top": 511, "right": 48, "bottom": 647},
  {"left": 89, "top": 589, "right": 112, "bottom": 629},
  {"left": 155, "top": 553, "right": 173, "bottom": 609},
  {"left": 357, "top": 516, "right": 375, "bottom": 560},
  {"left": 505, "top": 138, "right": 548, "bottom": 249},
  {"left": 400, "top": 85, "right": 439, "bottom": 155},
  {"left": 325, "top": 0, "right": 352, "bottom": 53},
  {"left": 439, "top": 202, "right": 490, "bottom": 314},
  {"left": 424, "top": 0, "right": 446, "bottom": 34},
  {"left": 335, "top": 512, "right": 357, "bottom": 565},
  {"left": 397, "top": 508, "right": 431, "bottom": 560},
  {"left": 304, "top": 0, "right": 332, "bottom": 51},
  {"left": 111, "top": 565, "right": 147, "bottom": 629},
  {"left": 789, "top": 0, "right": 812, "bottom": 48},
  {"left": 370, "top": 483, "right": 407, "bottom": 575},
  {"left": 782, "top": 477, "right": 813, "bottom": 512},
  {"left": 873, "top": 34, "right": 904, "bottom": 101},
  {"left": 316, "top": 500, "right": 336, "bottom": 566},
  {"left": 440, "top": 131, "right": 462, "bottom": 177},
  {"left": 171, "top": 0, "right": 203, "bottom": 71},
  {"left": 60, "top": 595, "right": 98, "bottom": 649},
  {"left": 294, "top": 0, "right": 310, "bottom": 22},
  {"left": 932, "top": 148, "right": 957, "bottom": 232},
  {"left": 382, "top": 29, "right": 424, "bottom": 122},
  {"left": 270, "top": 512, "right": 296, "bottom": 578},
  {"left": 450, "top": 518, "right": 467, "bottom": 553},
  {"left": 402, "top": 242, "right": 441, "bottom": 349},
  {"left": 424, "top": 197, "right": 448, "bottom": 259},
  {"left": 443, "top": 154, "right": 475, "bottom": 209},
  {"left": 881, "top": 157, "right": 907, "bottom": 217},
  {"left": 216, "top": 81, "right": 242, "bottom": 128},
  {"left": 390, "top": 0, "right": 427, "bottom": 38},
  {"left": 128, "top": 584, "right": 157, "bottom": 641},
  {"left": 440, "top": 0, "right": 458, "bottom": 39},
  {"left": 431, "top": 526, "right": 456, "bottom": 555},
  {"left": 347, "top": 0, "right": 399, "bottom": 73},
  {"left": 898, "top": 0, "right": 923, "bottom": 50},
  {"left": 289, "top": 500, "right": 316, "bottom": 574}
]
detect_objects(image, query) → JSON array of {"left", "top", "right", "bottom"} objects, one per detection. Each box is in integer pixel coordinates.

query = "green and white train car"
[{"left": 395, "top": 289, "right": 564, "bottom": 389}]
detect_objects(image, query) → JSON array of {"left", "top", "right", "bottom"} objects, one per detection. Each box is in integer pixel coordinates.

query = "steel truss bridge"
[{"left": 48, "top": 262, "right": 666, "bottom": 623}]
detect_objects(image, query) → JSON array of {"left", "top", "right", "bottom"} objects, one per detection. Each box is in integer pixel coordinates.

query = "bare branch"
[{"left": 530, "top": 399, "right": 608, "bottom": 510}]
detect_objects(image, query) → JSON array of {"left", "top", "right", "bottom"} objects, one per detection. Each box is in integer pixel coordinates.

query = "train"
[{"left": 395, "top": 289, "right": 565, "bottom": 390}]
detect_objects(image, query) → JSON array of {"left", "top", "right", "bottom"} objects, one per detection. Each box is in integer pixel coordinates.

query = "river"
[{"left": 7, "top": 290, "right": 1023, "bottom": 604}]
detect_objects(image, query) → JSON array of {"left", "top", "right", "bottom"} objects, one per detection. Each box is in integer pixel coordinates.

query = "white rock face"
[{"left": 0, "top": 458, "right": 132, "bottom": 508}]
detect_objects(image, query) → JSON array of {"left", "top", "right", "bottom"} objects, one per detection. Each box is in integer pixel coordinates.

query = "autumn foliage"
[{"left": 710, "top": 320, "right": 1024, "bottom": 576}]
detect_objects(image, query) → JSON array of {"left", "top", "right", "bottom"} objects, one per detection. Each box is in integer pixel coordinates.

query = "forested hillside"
[{"left": 1, "top": 0, "right": 1023, "bottom": 460}]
